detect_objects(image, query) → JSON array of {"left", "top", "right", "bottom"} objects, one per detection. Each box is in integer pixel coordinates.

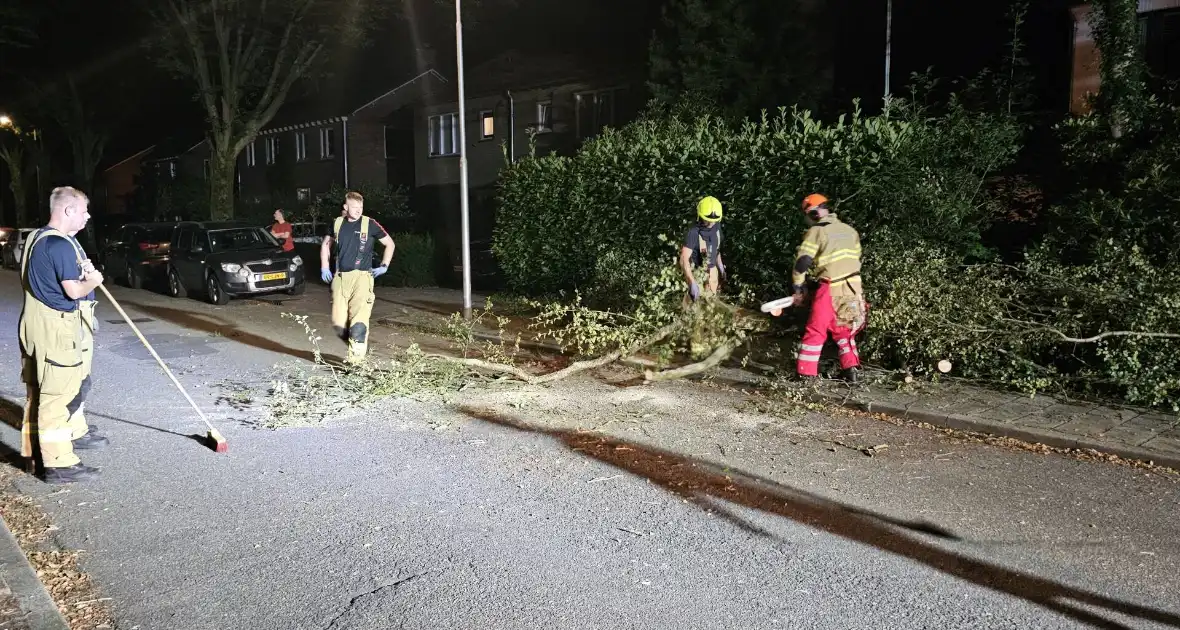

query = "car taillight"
[{"left": 138, "top": 242, "right": 163, "bottom": 251}]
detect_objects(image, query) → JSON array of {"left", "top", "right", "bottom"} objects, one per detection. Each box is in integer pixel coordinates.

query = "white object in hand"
[{"left": 760, "top": 296, "right": 795, "bottom": 314}]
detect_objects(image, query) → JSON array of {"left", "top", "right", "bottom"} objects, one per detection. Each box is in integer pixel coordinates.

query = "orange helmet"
[{"left": 801, "top": 193, "right": 829, "bottom": 213}]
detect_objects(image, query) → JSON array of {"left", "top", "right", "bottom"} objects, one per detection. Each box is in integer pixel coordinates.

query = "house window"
[
  {"left": 428, "top": 112, "right": 459, "bottom": 157},
  {"left": 576, "top": 88, "right": 621, "bottom": 140},
  {"left": 265, "top": 137, "right": 278, "bottom": 164},
  {"left": 535, "top": 100, "right": 552, "bottom": 133},
  {"left": 320, "top": 127, "right": 336, "bottom": 158},
  {"left": 295, "top": 132, "right": 308, "bottom": 162},
  {"left": 296, "top": 187, "right": 311, "bottom": 202},
  {"left": 168, "top": 161, "right": 177, "bottom": 179},
  {"left": 246, "top": 142, "right": 256, "bottom": 167},
  {"left": 479, "top": 111, "right": 494, "bottom": 139}
]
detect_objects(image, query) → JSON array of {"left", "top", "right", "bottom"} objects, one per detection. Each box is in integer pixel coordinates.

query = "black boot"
[
  {"left": 843, "top": 367, "right": 861, "bottom": 384},
  {"left": 72, "top": 430, "right": 109, "bottom": 450},
  {"left": 42, "top": 464, "right": 101, "bottom": 485}
]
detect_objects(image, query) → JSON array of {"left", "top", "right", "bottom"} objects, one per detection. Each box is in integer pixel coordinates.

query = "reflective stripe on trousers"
[{"left": 796, "top": 281, "right": 863, "bottom": 377}]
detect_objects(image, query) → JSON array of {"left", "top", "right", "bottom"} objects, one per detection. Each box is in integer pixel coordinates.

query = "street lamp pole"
[{"left": 455, "top": 0, "right": 473, "bottom": 320}]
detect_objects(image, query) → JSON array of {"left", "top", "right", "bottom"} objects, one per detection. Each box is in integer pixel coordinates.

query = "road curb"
[
  {"left": 0, "top": 515, "right": 70, "bottom": 630},
  {"left": 852, "top": 399, "right": 1180, "bottom": 470},
  {"left": 404, "top": 322, "right": 1180, "bottom": 471}
]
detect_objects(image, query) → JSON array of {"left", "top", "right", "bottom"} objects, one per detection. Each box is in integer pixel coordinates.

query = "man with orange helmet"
[{"left": 790, "top": 193, "right": 867, "bottom": 382}]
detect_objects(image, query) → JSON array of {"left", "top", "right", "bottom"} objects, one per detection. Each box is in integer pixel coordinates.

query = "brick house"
[
  {"left": 97, "top": 137, "right": 210, "bottom": 221},
  {"left": 234, "top": 69, "right": 450, "bottom": 214},
  {"left": 409, "top": 49, "right": 647, "bottom": 285},
  {"left": 1070, "top": 0, "right": 1180, "bottom": 114}
]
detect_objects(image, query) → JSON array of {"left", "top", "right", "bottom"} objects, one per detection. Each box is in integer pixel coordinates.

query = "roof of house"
[
  {"left": 102, "top": 135, "right": 207, "bottom": 173},
  {"left": 461, "top": 49, "right": 640, "bottom": 98},
  {"left": 257, "top": 68, "right": 450, "bottom": 134}
]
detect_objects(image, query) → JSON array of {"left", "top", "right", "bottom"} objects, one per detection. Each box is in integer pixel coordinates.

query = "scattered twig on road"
[
  {"left": 588, "top": 475, "right": 624, "bottom": 484},
  {"left": 618, "top": 527, "right": 646, "bottom": 537}
]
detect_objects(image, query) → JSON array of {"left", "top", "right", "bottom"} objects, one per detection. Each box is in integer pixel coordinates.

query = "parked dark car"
[
  {"left": 97, "top": 222, "right": 178, "bottom": 289},
  {"left": 0, "top": 227, "right": 36, "bottom": 269},
  {"left": 166, "top": 221, "right": 306, "bottom": 305}
]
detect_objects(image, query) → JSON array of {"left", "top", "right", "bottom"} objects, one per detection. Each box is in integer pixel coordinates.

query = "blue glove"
[
  {"left": 321, "top": 268, "right": 333, "bottom": 283},
  {"left": 371, "top": 265, "right": 388, "bottom": 278},
  {"left": 689, "top": 282, "right": 700, "bottom": 301},
  {"left": 717, "top": 261, "right": 727, "bottom": 281}
]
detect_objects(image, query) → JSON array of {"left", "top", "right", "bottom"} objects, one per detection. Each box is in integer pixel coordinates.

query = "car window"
[
  {"left": 176, "top": 228, "right": 193, "bottom": 251},
  {"left": 208, "top": 227, "right": 279, "bottom": 253},
  {"left": 144, "top": 225, "right": 175, "bottom": 242}
]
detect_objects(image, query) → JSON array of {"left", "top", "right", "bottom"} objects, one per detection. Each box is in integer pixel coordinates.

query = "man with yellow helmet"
[
  {"left": 679, "top": 195, "right": 726, "bottom": 302},
  {"left": 789, "top": 193, "right": 867, "bottom": 382}
]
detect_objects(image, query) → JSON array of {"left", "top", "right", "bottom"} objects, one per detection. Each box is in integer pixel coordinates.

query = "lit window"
[{"left": 480, "top": 111, "right": 494, "bottom": 139}]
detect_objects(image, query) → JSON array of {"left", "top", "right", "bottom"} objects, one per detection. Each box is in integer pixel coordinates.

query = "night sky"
[{"left": 0, "top": 0, "right": 1076, "bottom": 171}]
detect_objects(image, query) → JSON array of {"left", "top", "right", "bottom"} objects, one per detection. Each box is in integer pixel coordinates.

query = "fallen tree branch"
[
  {"left": 998, "top": 318, "right": 1180, "bottom": 343},
  {"left": 430, "top": 321, "right": 684, "bottom": 385},
  {"left": 643, "top": 338, "right": 740, "bottom": 383},
  {"left": 1050, "top": 330, "right": 1180, "bottom": 344}
]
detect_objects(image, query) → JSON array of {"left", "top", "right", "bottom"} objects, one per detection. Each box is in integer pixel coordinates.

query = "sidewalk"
[
  {"left": 368, "top": 284, "right": 1180, "bottom": 471},
  {"left": 0, "top": 517, "right": 69, "bottom": 630}
]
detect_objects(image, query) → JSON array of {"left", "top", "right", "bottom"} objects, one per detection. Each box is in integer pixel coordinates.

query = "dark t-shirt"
[
  {"left": 682, "top": 223, "right": 721, "bottom": 269},
  {"left": 334, "top": 217, "right": 388, "bottom": 272},
  {"left": 26, "top": 230, "right": 93, "bottom": 312}
]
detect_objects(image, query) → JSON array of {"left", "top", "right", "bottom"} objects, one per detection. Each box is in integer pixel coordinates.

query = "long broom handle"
[{"left": 95, "top": 283, "right": 216, "bottom": 433}]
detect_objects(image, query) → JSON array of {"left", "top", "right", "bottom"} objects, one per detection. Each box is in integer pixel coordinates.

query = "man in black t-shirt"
[
  {"left": 679, "top": 195, "right": 726, "bottom": 302},
  {"left": 319, "top": 191, "right": 396, "bottom": 363}
]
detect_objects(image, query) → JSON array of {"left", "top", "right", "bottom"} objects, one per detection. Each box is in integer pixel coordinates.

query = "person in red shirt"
[{"left": 270, "top": 209, "right": 295, "bottom": 252}]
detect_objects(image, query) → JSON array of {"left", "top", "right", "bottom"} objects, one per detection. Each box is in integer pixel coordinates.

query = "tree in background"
[
  {"left": 40, "top": 76, "right": 110, "bottom": 198},
  {"left": 0, "top": 131, "right": 37, "bottom": 226},
  {"left": 1089, "top": 0, "right": 1147, "bottom": 138},
  {"left": 0, "top": 2, "right": 38, "bottom": 52},
  {"left": 148, "top": 0, "right": 382, "bottom": 220},
  {"left": 647, "top": 0, "right": 830, "bottom": 118}
]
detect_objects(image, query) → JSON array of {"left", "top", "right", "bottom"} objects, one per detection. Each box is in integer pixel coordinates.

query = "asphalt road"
[{"left": 1, "top": 270, "right": 1179, "bottom": 630}]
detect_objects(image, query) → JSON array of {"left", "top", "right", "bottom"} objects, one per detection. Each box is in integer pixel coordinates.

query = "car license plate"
[{"left": 260, "top": 272, "right": 287, "bottom": 281}]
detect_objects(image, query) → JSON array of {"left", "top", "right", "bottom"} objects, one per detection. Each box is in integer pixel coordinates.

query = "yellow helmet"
[{"left": 697, "top": 196, "right": 723, "bottom": 223}]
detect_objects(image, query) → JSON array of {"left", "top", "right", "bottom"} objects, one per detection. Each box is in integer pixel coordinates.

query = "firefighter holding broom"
[
  {"left": 19, "top": 187, "right": 108, "bottom": 484},
  {"left": 787, "top": 193, "right": 867, "bottom": 382}
]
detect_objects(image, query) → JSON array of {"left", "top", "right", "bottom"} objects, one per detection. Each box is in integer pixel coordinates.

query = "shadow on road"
[
  {"left": 87, "top": 411, "right": 192, "bottom": 440},
  {"left": 115, "top": 301, "right": 343, "bottom": 364},
  {"left": 89, "top": 412, "right": 217, "bottom": 453},
  {"left": 458, "top": 404, "right": 1180, "bottom": 630}
]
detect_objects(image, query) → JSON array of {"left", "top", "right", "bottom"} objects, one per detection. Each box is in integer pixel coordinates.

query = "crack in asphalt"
[{"left": 323, "top": 572, "right": 432, "bottom": 630}]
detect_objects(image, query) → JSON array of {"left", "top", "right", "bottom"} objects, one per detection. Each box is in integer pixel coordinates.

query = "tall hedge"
[
  {"left": 495, "top": 101, "right": 1020, "bottom": 300},
  {"left": 493, "top": 97, "right": 1180, "bottom": 410}
]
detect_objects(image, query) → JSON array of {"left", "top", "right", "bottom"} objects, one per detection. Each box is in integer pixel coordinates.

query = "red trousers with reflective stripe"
[{"left": 796, "top": 281, "right": 863, "bottom": 376}]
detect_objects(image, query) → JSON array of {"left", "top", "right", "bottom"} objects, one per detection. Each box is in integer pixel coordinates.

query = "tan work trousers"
[
  {"left": 20, "top": 307, "right": 94, "bottom": 469},
  {"left": 683, "top": 266, "right": 721, "bottom": 357},
  {"left": 331, "top": 270, "right": 376, "bottom": 363}
]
